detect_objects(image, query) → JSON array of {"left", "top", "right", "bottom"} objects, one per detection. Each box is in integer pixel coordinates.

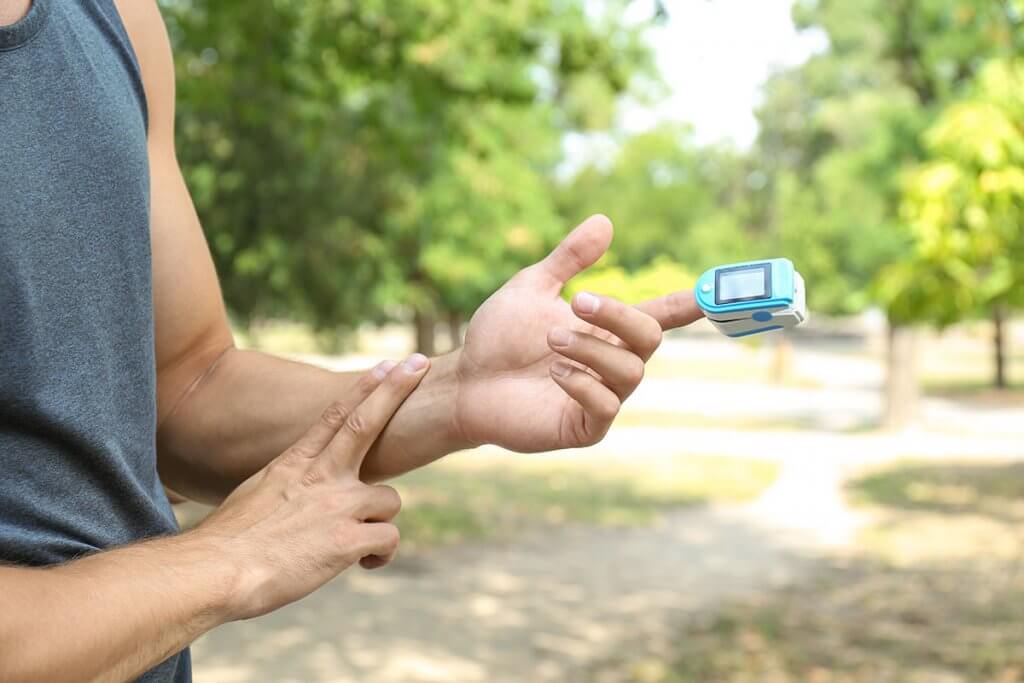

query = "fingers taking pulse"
[{"left": 195, "top": 353, "right": 430, "bottom": 621}]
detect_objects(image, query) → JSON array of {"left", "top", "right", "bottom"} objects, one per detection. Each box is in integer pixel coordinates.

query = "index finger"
[
  {"left": 570, "top": 292, "right": 662, "bottom": 361},
  {"left": 319, "top": 354, "right": 430, "bottom": 475},
  {"left": 635, "top": 290, "right": 704, "bottom": 331},
  {"left": 282, "top": 360, "right": 396, "bottom": 460}
]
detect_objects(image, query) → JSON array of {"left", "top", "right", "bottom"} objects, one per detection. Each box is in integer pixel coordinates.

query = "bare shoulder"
[
  {"left": 112, "top": 0, "right": 176, "bottom": 146},
  {"left": 0, "top": 0, "right": 31, "bottom": 26}
]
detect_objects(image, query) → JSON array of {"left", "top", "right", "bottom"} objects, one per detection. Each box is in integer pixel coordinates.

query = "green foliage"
[
  {"left": 884, "top": 59, "right": 1024, "bottom": 325},
  {"left": 160, "top": 0, "right": 654, "bottom": 331},
  {"left": 759, "top": 0, "right": 1022, "bottom": 318},
  {"left": 564, "top": 255, "right": 695, "bottom": 304}
]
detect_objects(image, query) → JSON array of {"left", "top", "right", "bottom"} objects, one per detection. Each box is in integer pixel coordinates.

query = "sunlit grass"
[
  {"left": 916, "top": 332, "right": 1023, "bottom": 395},
  {"left": 922, "top": 378, "right": 1024, "bottom": 406},
  {"left": 847, "top": 459, "right": 1024, "bottom": 521},
  {"left": 393, "top": 452, "right": 779, "bottom": 549}
]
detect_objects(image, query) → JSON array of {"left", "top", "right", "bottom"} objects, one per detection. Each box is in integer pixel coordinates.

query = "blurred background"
[{"left": 160, "top": 0, "right": 1024, "bottom": 680}]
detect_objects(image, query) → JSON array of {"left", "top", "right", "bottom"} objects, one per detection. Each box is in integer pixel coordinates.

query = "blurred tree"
[
  {"left": 160, "top": 0, "right": 655, "bottom": 352},
  {"left": 754, "top": 0, "right": 1022, "bottom": 423},
  {"left": 559, "top": 125, "right": 757, "bottom": 281},
  {"left": 887, "top": 59, "right": 1024, "bottom": 388}
]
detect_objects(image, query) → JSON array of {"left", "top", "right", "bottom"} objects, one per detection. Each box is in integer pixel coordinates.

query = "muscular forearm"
[
  {"left": 0, "top": 533, "right": 234, "bottom": 683},
  {"left": 157, "top": 347, "right": 467, "bottom": 502}
]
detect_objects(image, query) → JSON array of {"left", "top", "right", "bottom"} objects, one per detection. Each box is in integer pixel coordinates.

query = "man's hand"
[
  {"left": 196, "top": 354, "right": 429, "bottom": 620},
  {"left": 452, "top": 214, "right": 703, "bottom": 452},
  {"left": 0, "top": 357, "right": 429, "bottom": 683}
]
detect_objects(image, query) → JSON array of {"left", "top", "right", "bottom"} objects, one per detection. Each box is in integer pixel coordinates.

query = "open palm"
[{"left": 452, "top": 215, "right": 703, "bottom": 452}]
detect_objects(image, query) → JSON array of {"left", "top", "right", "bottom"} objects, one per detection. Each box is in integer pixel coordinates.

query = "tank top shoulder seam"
[{"left": 97, "top": 0, "right": 150, "bottom": 131}]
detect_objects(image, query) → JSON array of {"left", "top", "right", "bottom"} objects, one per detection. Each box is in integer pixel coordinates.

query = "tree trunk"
[
  {"left": 447, "top": 311, "right": 463, "bottom": 351},
  {"left": 993, "top": 304, "right": 1008, "bottom": 389},
  {"left": 883, "top": 322, "right": 919, "bottom": 429},
  {"left": 414, "top": 310, "right": 436, "bottom": 356},
  {"left": 769, "top": 332, "right": 793, "bottom": 384}
]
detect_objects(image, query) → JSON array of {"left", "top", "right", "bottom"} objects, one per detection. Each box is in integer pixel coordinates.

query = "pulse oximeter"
[{"left": 695, "top": 258, "right": 807, "bottom": 337}]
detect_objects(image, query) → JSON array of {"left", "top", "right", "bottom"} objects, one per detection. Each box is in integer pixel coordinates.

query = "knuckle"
[
  {"left": 643, "top": 322, "right": 663, "bottom": 351},
  {"left": 300, "top": 465, "right": 326, "bottom": 488},
  {"left": 626, "top": 356, "right": 646, "bottom": 384},
  {"left": 321, "top": 401, "right": 350, "bottom": 428},
  {"left": 319, "top": 493, "right": 343, "bottom": 514},
  {"left": 361, "top": 368, "right": 384, "bottom": 388},
  {"left": 587, "top": 424, "right": 612, "bottom": 446},
  {"left": 267, "top": 453, "right": 297, "bottom": 475},
  {"left": 561, "top": 241, "right": 588, "bottom": 272},
  {"left": 376, "top": 485, "right": 403, "bottom": 517},
  {"left": 343, "top": 410, "right": 370, "bottom": 438},
  {"left": 348, "top": 480, "right": 377, "bottom": 506},
  {"left": 380, "top": 524, "right": 401, "bottom": 552},
  {"left": 285, "top": 443, "right": 318, "bottom": 461},
  {"left": 596, "top": 397, "right": 620, "bottom": 422},
  {"left": 332, "top": 521, "right": 358, "bottom": 548},
  {"left": 385, "top": 366, "right": 412, "bottom": 388}
]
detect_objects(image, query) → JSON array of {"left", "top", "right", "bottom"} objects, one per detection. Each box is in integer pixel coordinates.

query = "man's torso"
[{"left": 1, "top": 1, "right": 188, "bottom": 679}]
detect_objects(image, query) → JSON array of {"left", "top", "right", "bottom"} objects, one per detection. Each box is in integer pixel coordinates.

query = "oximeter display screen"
[{"left": 716, "top": 264, "right": 771, "bottom": 304}]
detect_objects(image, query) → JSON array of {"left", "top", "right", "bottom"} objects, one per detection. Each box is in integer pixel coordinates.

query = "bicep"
[
  {"left": 150, "top": 150, "right": 234, "bottom": 423},
  {"left": 116, "top": 0, "right": 233, "bottom": 424}
]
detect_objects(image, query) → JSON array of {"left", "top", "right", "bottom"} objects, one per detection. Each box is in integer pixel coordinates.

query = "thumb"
[{"left": 535, "top": 214, "right": 613, "bottom": 289}]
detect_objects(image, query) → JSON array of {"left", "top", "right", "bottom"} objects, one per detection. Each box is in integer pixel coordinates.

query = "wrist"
[
  {"left": 360, "top": 348, "right": 471, "bottom": 481},
  {"left": 422, "top": 348, "right": 473, "bottom": 452},
  {"left": 174, "top": 528, "right": 251, "bottom": 626}
]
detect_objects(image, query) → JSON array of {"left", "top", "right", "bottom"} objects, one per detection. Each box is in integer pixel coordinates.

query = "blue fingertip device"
[{"left": 695, "top": 258, "right": 807, "bottom": 337}]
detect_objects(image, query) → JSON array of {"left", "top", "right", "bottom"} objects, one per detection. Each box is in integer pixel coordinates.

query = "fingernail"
[
  {"left": 551, "top": 361, "right": 573, "bottom": 378},
  {"left": 549, "top": 328, "right": 573, "bottom": 347},
  {"left": 402, "top": 353, "right": 429, "bottom": 373},
  {"left": 372, "top": 360, "right": 397, "bottom": 380},
  {"left": 575, "top": 292, "right": 600, "bottom": 314}
]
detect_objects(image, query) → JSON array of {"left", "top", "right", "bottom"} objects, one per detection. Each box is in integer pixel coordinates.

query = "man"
[{"left": 0, "top": 1, "right": 703, "bottom": 680}]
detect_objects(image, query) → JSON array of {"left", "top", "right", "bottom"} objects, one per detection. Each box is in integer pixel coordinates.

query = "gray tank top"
[{"left": 1, "top": 1, "right": 188, "bottom": 680}]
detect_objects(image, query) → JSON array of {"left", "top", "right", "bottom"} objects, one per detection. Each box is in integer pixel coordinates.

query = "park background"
[{"left": 159, "top": 0, "right": 1024, "bottom": 681}]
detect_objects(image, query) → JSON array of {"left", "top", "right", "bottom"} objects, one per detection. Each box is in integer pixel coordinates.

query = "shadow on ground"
[{"left": 590, "top": 555, "right": 1024, "bottom": 683}]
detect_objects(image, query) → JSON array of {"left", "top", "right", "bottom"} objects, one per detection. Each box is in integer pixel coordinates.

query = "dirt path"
[{"left": 191, "top": 501, "right": 820, "bottom": 683}]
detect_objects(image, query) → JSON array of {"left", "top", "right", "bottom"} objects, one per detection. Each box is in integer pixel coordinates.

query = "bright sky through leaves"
[{"left": 624, "top": 0, "right": 828, "bottom": 146}]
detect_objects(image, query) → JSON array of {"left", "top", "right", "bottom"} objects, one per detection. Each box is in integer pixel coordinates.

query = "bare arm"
[
  {"left": 1, "top": 357, "right": 425, "bottom": 681},
  {"left": 156, "top": 348, "right": 463, "bottom": 502},
  {"left": 0, "top": 534, "right": 233, "bottom": 683},
  {"left": 113, "top": 1, "right": 464, "bottom": 503}
]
